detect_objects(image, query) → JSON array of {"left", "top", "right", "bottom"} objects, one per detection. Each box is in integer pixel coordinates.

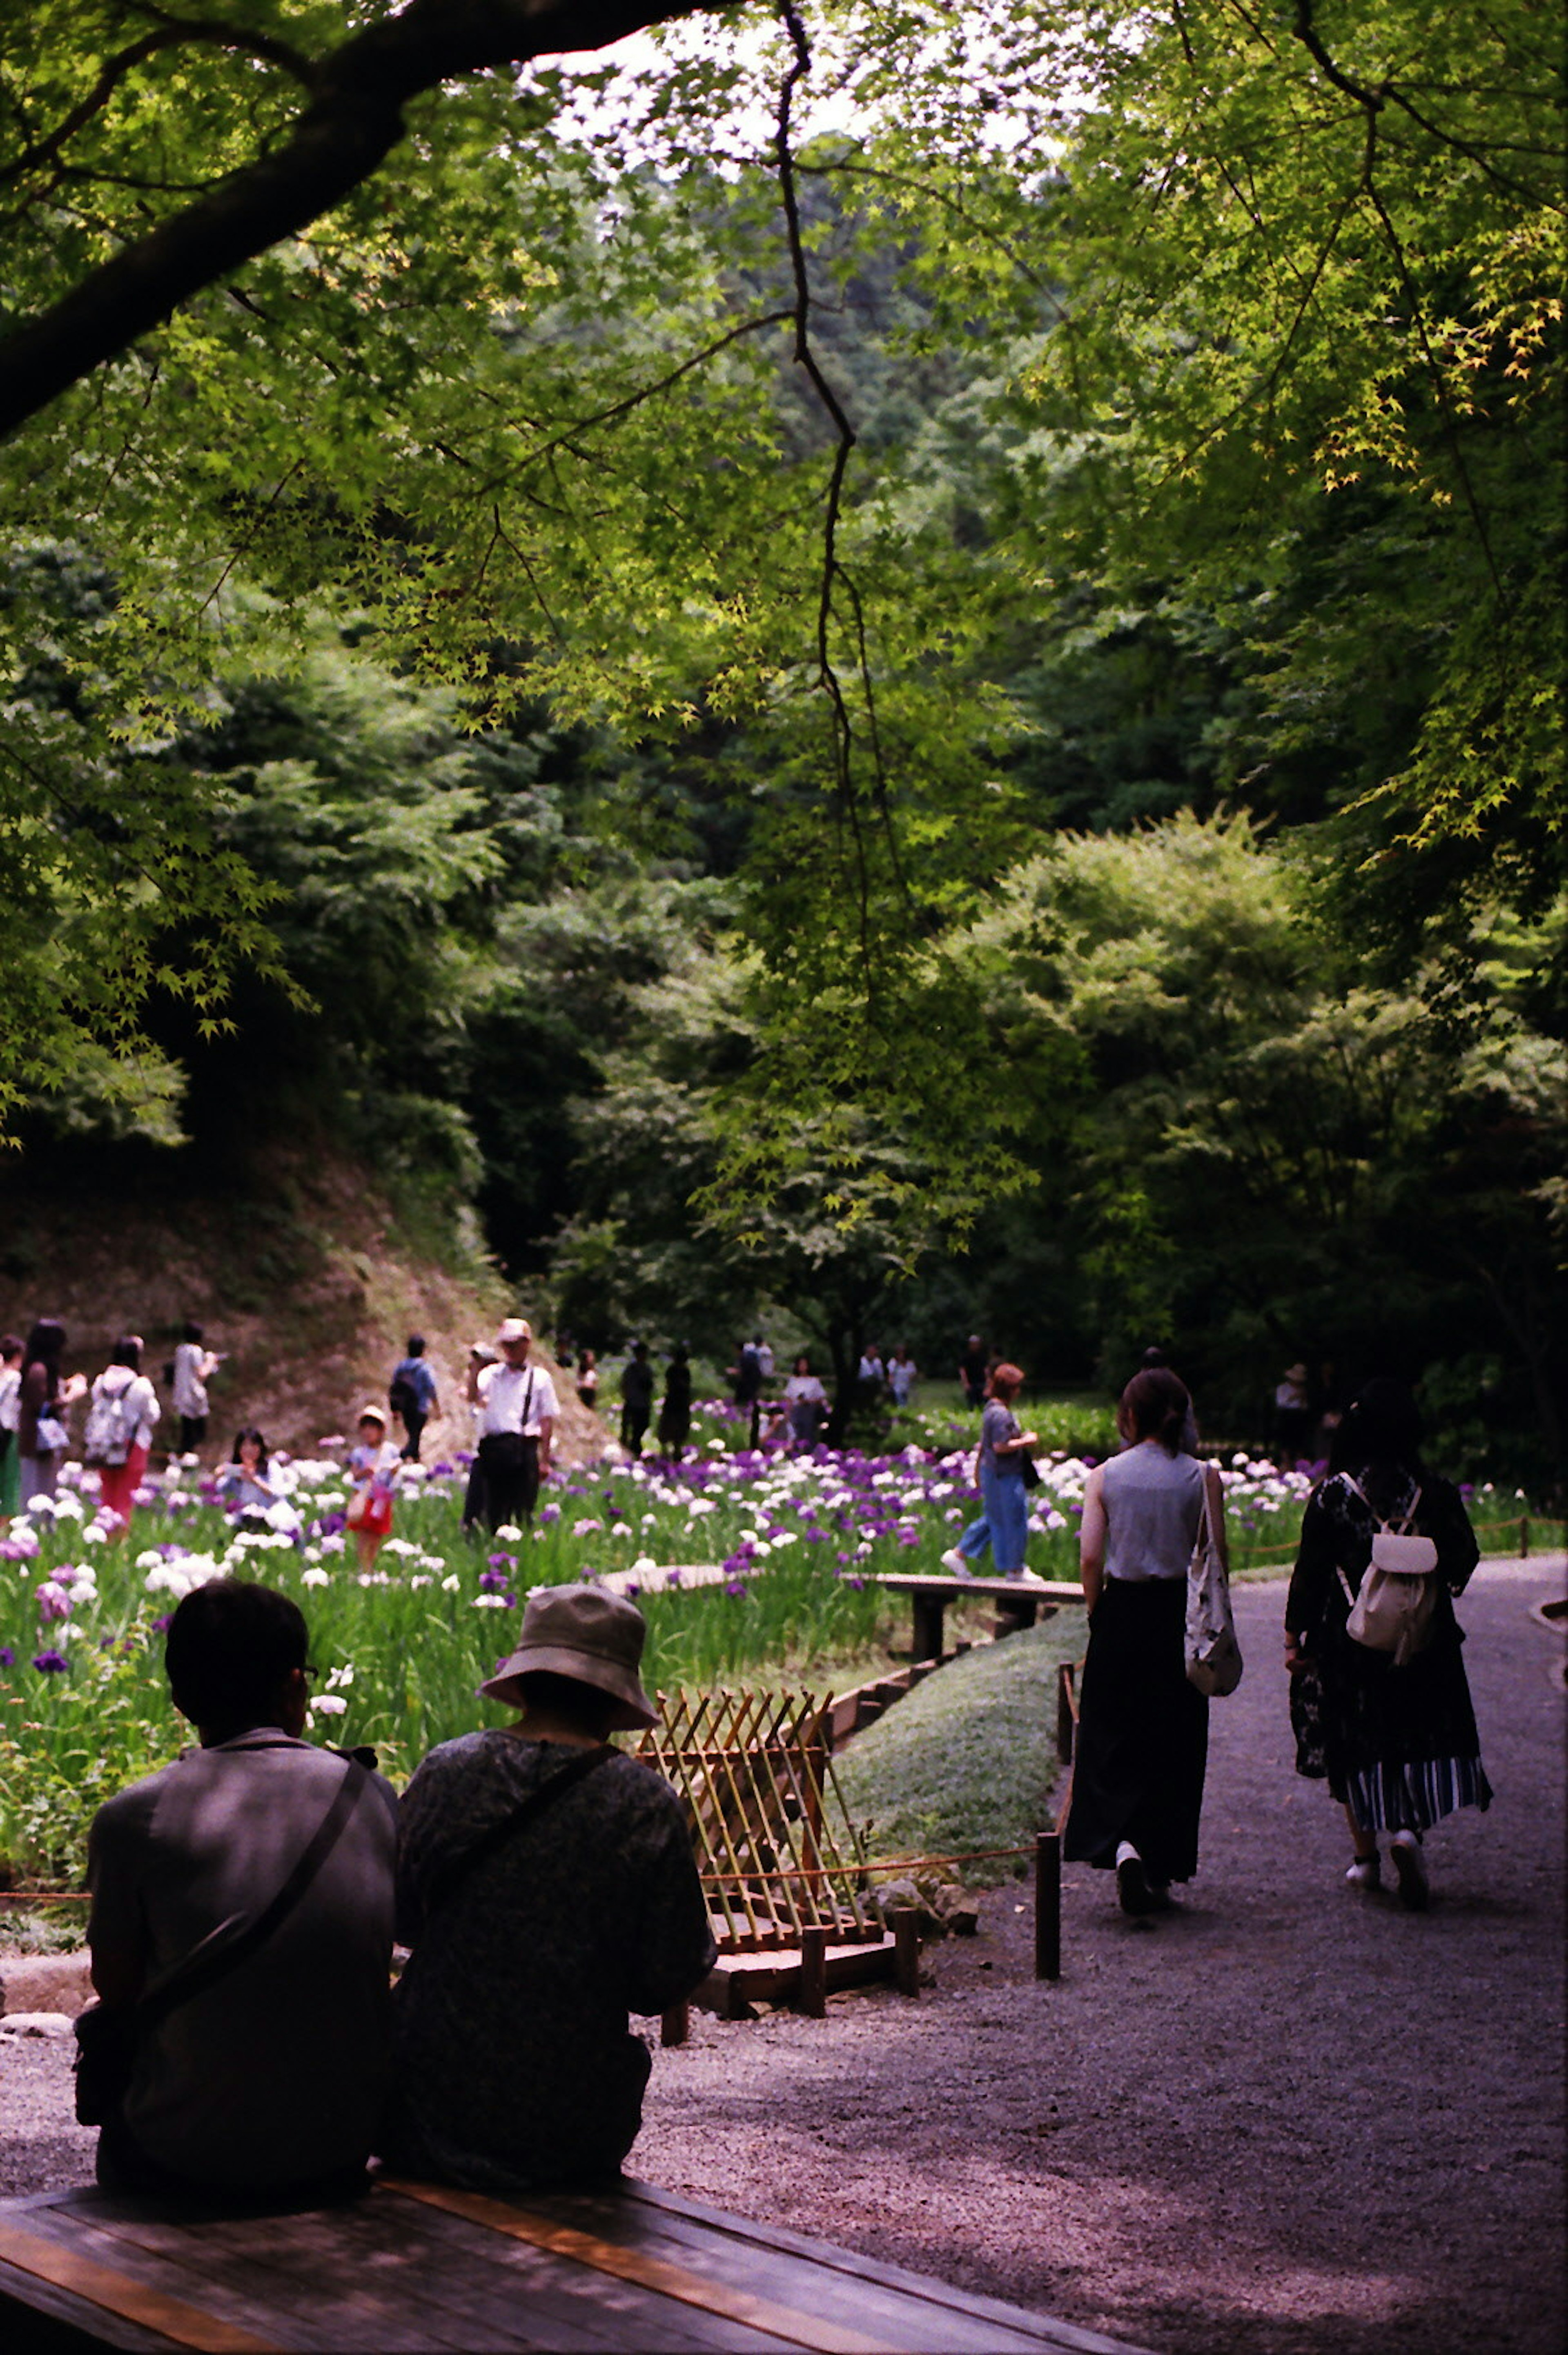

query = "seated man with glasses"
[{"left": 82, "top": 1578, "right": 398, "bottom": 2201}]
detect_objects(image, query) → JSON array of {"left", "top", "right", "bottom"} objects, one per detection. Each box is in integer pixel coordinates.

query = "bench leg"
[
  {"left": 911, "top": 1595, "right": 946, "bottom": 1662},
  {"left": 993, "top": 1598, "right": 1038, "bottom": 1641}
]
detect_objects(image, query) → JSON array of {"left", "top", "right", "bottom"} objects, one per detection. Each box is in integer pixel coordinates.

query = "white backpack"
[
  {"left": 1342, "top": 1477, "right": 1440, "bottom": 1667},
  {"left": 83, "top": 1379, "right": 142, "bottom": 1467}
]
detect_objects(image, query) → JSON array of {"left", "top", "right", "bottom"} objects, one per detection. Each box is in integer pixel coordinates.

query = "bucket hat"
[
  {"left": 477, "top": 1583, "right": 656, "bottom": 1729},
  {"left": 356, "top": 1402, "right": 388, "bottom": 1429},
  {"left": 495, "top": 1316, "right": 532, "bottom": 1345}
]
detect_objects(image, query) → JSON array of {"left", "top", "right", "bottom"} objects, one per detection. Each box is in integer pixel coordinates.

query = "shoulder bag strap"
[
  {"left": 423, "top": 1744, "right": 615, "bottom": 1917},
  {"left": 138, "top": 1757, "right": 371, "bottom": 2032}
]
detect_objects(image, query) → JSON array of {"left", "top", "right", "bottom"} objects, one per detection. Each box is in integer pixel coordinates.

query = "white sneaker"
[
  {"left": 939, "top": 1548, "right": 973, "bottom": 1579},
  {"left": 1344, "top": 1854, "right": 1381, "bottom": 1891},
  {"left": 1116, "top": 1842, "right": 1158, "bottom": 1917},
  {"left": 1390, "top": 1832, "right": 1428, "bottom": 1912}
]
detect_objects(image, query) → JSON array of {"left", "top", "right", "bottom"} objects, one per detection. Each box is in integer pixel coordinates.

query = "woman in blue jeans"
[{"left": 941, "top": 1362, "right": 1037, "bottom": 1578}]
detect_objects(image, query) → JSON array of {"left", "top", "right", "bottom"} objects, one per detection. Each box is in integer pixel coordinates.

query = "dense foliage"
[{"left": 1, "top": 3, "right": 1561, "bottom": 1478}]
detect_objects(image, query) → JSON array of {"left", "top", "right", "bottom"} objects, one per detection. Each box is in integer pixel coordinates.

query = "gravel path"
[{"left": 3, "top": 1557, "right": 1562, "bottom": 2354}]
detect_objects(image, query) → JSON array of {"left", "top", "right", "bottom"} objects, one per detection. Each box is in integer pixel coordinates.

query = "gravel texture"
[{"left": 2, "top": 1558, "right": 1562, "bottom": 2355}]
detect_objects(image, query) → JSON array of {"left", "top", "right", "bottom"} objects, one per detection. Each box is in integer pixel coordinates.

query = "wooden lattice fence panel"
[{"left": 635, "top": 1689, "right": 880, "bottom": 1954}]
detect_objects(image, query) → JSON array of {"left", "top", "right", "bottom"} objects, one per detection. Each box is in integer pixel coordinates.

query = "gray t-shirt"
[
  {"left": 87, "top": 1731, "right": 398, "bottom": 2188},
  {"left": 1102, "top": 1442, "right": 1205, "bottom": 1581},
  {"left": 981, "top": 1399, "right": 1023, "bottom": 1475},
  {"left": 386, "top": 1732, "right": 716, "bottom": 2195}
]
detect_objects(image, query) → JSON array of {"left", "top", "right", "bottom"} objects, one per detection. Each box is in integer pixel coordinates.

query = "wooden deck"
[{"left": 0, "top": 2175, "right": 1149, "bottom": 2354}]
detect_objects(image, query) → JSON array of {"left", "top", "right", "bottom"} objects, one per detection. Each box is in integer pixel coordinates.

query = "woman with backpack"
[
  {"left": 1285, "top": 1380, "right": 1488, "bottom": 1911},
  {"left": 87, "top": 1337, "right": 161, "bottom": 1527}
]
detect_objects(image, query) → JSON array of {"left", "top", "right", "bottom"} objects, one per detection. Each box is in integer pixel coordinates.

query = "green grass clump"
[{"left": 835, "top": 1615, "right": 1085, "bottom": 1880}]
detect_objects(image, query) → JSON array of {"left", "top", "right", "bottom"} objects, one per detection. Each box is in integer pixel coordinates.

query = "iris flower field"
[{"left": 0, "top": 1399, "right": 1520, "bottom": 1884}]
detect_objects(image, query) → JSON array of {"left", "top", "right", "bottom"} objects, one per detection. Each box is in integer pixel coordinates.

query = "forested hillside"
[{"left": 1, "top": 1, "right": 1561, "bottom": 1485}]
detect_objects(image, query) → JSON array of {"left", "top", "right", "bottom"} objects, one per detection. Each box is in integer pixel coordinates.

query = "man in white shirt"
[
  {"left": 85, "top": 1578, "right": 397, "bottom": 2197},
  {"left": 467, "top": 1316, "right": 558, "bottom": 1532}
]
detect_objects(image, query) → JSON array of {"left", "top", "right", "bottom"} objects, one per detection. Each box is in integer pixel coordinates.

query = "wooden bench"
[
  {"left": 0, "top": 2175, "right": 1148, "bottom": 2353},
  {"left": 875, "top": 1575, "right": 1082, "bottom": 1664}
]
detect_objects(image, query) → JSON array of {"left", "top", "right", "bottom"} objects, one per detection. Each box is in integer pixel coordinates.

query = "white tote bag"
[{"left": 1185, "top": 1479, "right": 1243, "bottom": 1697}]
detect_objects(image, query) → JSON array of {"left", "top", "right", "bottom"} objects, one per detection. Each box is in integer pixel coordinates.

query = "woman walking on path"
[
  {"left": 17, "top": 1318, "right": 86, "bottom": 1506},
  {"left": 1066, "top": 1367, "right": 1222, "bottom": 1916},
  {"left": 1285, "top": 1379, "right": 1489, "bottom": 1911},
  {"left": 940, "top": 1361, "right": 1037, "bottom": 1580}
]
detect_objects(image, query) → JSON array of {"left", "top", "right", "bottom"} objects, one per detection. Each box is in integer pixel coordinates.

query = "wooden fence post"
[
  {"left": 1035, "top": 1831, "right": 1060, "bottom": 1982},
  {"left": 1520, "top": 1515, "right": 1530, "bottom": 1557},
  {"left": 799, "top": 1925, "right": 828, "bottom": 2017},
  {"left": 891, "top": 1907, "right": 921, "bottom": 1999},
  {"left": 660, "top": 2004, "right": 689, "bottom": 2048}
]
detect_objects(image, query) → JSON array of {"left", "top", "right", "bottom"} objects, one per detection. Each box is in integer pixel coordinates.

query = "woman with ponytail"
[{"left": 1066, "top": 1368, "right": 1225, "bottom": 1916}]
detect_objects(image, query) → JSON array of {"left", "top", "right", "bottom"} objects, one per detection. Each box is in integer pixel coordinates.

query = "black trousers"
[
  {"left": 477, "top": 1433, "right": 540, "bottom": 1531},
  {"left": 400, "top": 1409, "right": 427, "bottom": 1461}
]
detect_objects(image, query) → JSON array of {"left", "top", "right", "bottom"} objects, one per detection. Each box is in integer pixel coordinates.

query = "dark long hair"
[
  {"left": 1118, "top": 1367, "right": 1191, "bottom": 1454},
  {"left": 231, "top": 1425, "right": 270, "bottom": 1474},
  {"left": 1329, "top": 1380, "right": 1423, "bottom": 1477},
  {"left": 22, "top": 1318, "right": 65, "bottom": 1374}
]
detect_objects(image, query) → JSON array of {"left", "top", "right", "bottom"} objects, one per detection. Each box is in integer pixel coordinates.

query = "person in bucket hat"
[
  {"left": 383, "top": 1586, "right": 715, "bottom": 2195},
  {"left": 477, "top": 1583, "right": 656, "bottom": 1728}
]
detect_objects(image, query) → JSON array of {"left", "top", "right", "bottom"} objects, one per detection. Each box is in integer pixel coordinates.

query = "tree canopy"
[{"left": 1, "top": 2, "right": 1561, "bottom": 1469}]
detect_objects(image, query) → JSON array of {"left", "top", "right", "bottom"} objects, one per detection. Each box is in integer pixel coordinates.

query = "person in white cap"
[
  {"left": 383, "top": 1584, "right": 715, "bottom": 2194},
  {"left": 465, "top": 1317, "right": 557, "bottom": 1532}
]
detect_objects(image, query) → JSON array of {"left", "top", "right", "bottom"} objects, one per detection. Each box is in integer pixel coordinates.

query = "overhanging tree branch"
[{"left": 0, "top": 0, "right": 726, "bottom": 441}]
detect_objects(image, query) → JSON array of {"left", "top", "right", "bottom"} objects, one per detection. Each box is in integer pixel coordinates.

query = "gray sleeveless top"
[{"left": 1102, "top": 1443, "right": 1205, "bottom": 1582}]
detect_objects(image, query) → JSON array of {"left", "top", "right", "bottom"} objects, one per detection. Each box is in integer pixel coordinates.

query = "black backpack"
[{"left": 389, "top": 1370, "right": 420, "bottom": 1419}]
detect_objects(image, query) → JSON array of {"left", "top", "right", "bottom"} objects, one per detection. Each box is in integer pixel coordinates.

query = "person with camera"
[{"left": 467, "top": 1316, "right": 557, "bottom": 1533}]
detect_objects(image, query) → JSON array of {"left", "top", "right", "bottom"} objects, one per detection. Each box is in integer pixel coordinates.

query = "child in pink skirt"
[{"left": 345, "top": 1404, "right": 399, "bottom": 1571}]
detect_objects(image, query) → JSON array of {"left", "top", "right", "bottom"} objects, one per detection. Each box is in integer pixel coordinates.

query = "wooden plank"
[
  {"left": 509, "top": 2192, "right": 1103, "bottom": 2355},
  {"left": 875, "top": 1577, "right": 1080, "bottom": 1602},
  {"left": 12, "top": 2192, "right": 813, "bottom": 2355},
  {"left": 0, "top": 2217, "right": 280, "bottom": 2355},
  {"left": 382, "top": 2180, "right": 904, "bottom": 2355},
  {"left": 610, "top": 2184, "right": 1153, "bottom": 2353},
  {"left": 0, "top": 2257, "right": 183, "bottom": 2355},
  {"left": 80, "top": 2203, "right": 477, "bottom": 2354},
  {"left": 694, "top": 1936, "right": 897, "bottom": 2013},
  {"left": 347, "top": 2190, "right": 802, "bottom": 2354},
  {"left": 319, "top": 2188, "right": 788, "bottom": 2354}
]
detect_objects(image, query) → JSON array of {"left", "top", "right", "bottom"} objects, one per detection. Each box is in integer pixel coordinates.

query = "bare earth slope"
[{"left": 0, "top": 1150, "right": 605, "bottom": 1466}]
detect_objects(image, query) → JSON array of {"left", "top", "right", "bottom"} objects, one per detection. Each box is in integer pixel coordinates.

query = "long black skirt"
[{"left": 1064, "top": 1577, "right": 1208, "bottom": 1883}]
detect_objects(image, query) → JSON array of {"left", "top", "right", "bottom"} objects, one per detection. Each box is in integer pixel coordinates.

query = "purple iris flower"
[
  {"left": 32, "top": 1651, "right": 69, "bottom": 1673},
  {"left": 0, "top": 1646, "right": 13, "bottom": 1667}
]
